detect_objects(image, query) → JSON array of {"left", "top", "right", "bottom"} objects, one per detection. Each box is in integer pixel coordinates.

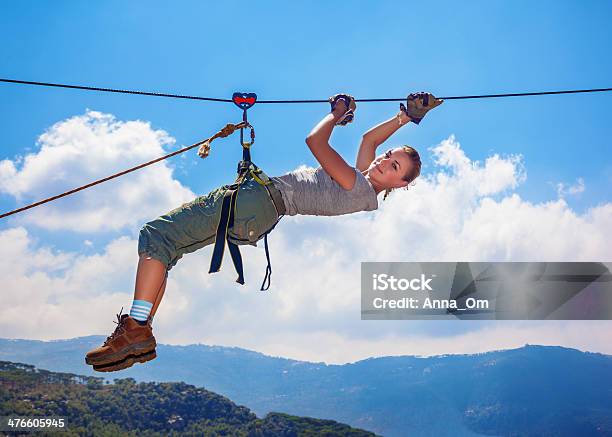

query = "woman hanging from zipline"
[{"left": 85, "top": 92, "right": 443, "bottom": 372}]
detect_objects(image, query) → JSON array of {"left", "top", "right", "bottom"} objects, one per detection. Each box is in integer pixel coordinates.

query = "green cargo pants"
[{"left": 138, "top": 178, "right": 283, "bottom": 272}]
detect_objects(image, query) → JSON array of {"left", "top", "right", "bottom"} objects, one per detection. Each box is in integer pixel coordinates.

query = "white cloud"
[
  {"left": 0, "top": 110, "right": 195, "bottom": 232},
  {"left": 1, "top": 124, "right": 611, "bottom": 364},
  {"left": 555, "top": 177, "right": 586, "bottom": 198},
  {"left": 430, "top": 135, "right": 525, "bottom": 196}
]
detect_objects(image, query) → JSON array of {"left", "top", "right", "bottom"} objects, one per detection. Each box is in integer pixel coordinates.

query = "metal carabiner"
[
  {"left": 241, "top": 123, "right": 255, "bottom": 148},
  {"left": 232, "top": 92, "right": 257, "bottom": 161}
]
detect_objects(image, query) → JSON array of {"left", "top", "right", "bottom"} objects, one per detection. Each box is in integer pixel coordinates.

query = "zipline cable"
[
  {"left": 2, "top": 78, "right": 612, "bottom": 103},
  {"left": 0, "top": 78, "right": 232, "bottom": 102}
]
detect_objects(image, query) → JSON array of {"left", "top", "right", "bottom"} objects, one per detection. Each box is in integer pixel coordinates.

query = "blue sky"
[{"left": 0, "top": 1, "right": 611, "bottom": 361}]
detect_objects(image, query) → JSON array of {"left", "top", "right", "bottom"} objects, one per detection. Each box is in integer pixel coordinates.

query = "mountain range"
[{"left": 1, "top": 338, "right": 610, "bottom": 436}]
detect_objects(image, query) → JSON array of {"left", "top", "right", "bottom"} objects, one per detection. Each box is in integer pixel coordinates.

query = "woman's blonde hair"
[{"left": 401, "top": 145, "right": 421, "bottom": 184}]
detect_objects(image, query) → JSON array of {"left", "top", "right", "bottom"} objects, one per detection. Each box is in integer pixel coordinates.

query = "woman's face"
[{"left": 366, "top": 148, "right": 413, "bottom": 190}]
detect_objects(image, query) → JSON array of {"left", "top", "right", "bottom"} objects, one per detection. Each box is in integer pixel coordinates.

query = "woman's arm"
[
  {"left": 305, "top": 102, "right": 358, "bottom": 190},
  {"left": 355, "top": 110, "right": 411, "bottom": 172}
]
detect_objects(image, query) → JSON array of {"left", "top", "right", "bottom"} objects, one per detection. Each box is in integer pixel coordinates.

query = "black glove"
[
  {"left": 400, "top": 92, "right": 443, "bottom": 125},
  {"left": 329, "top": 94, "right": 357, "bottom": 126}
]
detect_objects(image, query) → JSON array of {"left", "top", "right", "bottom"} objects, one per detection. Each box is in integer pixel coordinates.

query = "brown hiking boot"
[
  {"left": 93, "top": 349, "right": 157, "bottom": 372},
  {"left": 85, "top": 309, "right": 156, "bottom": 371}
]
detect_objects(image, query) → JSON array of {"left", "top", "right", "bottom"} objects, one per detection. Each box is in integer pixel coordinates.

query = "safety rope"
[
  {"left": 2, "top": 78, "right": 612, "bottom": 102},
  {"left": 0, "top": 122, "right": 247, "bottom": 219}
]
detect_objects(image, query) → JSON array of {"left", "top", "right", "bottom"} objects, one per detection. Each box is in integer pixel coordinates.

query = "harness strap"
[
  {"left": 258, "top": 184, "right": 284, "bottom": 291},
  {"left": 208, "top": 181, "right": 244, "bottom": 284},
  {"left": 225, "top": 184, "right": 244, "bottom": 284},
  {"left": 260, "top": 233, "right": 272, "bottom": 291},
  {"left": 227, "top": 241, "right": 245, "bottom": 285}
]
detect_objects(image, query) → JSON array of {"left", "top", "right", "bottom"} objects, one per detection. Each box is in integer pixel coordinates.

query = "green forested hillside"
[{"left": 0, "top": 361, "right": 377, "bottom": 436}]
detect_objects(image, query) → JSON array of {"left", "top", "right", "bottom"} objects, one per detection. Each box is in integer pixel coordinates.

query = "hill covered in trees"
[{"left": 0, "top": 361, "right": 377, "bottom": 436}]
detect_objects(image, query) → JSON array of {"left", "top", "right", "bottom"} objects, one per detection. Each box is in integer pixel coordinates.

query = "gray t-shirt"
[{"left": 271, "top": 166, "right": 379, "bottom": 216}]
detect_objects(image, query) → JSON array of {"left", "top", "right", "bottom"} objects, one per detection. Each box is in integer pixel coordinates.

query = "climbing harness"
[{"left": 201, "top": 92, "right": 284, "bottom": 291}]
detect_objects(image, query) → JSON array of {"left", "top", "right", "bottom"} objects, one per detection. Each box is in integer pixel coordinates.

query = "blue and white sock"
[{"left": 130, "top": 299, "right": 153, "bottom": 324}]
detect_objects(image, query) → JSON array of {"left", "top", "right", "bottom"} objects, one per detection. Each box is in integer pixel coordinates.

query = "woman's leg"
[
  {"left": 150, "top": 271, "right": 167, "bottom": 319},
  {"left": 132, "top": 255, "right": 167, "bottom": 321},
  {"left": 86, "top": 254, "right": 163, "bottom": 370}
]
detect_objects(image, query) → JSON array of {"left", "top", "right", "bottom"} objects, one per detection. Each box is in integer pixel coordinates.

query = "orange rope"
[{"left": 0, "top": 122, "right": 247, "bottom": 219}]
